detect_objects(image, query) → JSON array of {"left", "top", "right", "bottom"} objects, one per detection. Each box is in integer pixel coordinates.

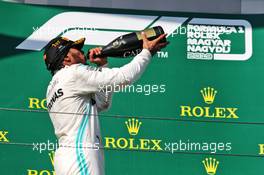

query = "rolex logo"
[
  {"left": 104, "top": 118, "right": 162, "bottom": 151},
  {"left": 202, "top": 157, "right": 219, "bottom": 175},
  {"left": 48, "top": 151, "right": 55, "bottom": 167},
  {"left": 201, "top": 87, "right": 217, "bottom": 104},
  {"left": 180, "top": 87, "right": 239, "bottom": 119},
  {"left": 125, "top": 118, "right": 142, "bottom": 136}
]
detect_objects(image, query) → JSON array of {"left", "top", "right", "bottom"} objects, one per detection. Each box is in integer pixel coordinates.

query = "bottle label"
[{"left": 136, "top": 28, "right": 156, "bottom": 40}]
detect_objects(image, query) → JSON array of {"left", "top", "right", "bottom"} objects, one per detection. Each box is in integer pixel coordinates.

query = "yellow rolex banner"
[{"left": 0, "top": 1, "right": 264, "bottom": 175}]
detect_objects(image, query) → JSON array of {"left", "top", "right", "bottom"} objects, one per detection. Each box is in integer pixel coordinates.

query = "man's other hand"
[{"left": 141, "top": 32, "right": 169, "bottom": 55}]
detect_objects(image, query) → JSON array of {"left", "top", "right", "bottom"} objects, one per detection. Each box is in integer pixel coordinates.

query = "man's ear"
[{"left": 43, "top": 54, "right": 47, "bottom": 60}]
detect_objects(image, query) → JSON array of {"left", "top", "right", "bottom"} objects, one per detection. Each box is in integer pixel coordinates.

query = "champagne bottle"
[{"left": 88, "top": 26, "right": 165, "bottom": 58}]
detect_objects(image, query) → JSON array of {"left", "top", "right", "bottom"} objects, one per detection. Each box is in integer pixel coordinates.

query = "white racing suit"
[{"left": 46, "top": 49, "right": 152, "bottom": 175}]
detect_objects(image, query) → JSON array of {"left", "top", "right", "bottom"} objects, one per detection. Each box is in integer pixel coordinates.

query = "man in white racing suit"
[{"left": 44, "top": 33, "right": 167, "bottom": 175}]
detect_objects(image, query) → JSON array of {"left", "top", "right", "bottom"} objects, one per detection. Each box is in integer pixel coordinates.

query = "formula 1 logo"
[
  {"left": 16, "top": 12, "right": 188, "bottom": 51},
  {"left": 16, "top": 12, "right": 252, "bottom": 61}
]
